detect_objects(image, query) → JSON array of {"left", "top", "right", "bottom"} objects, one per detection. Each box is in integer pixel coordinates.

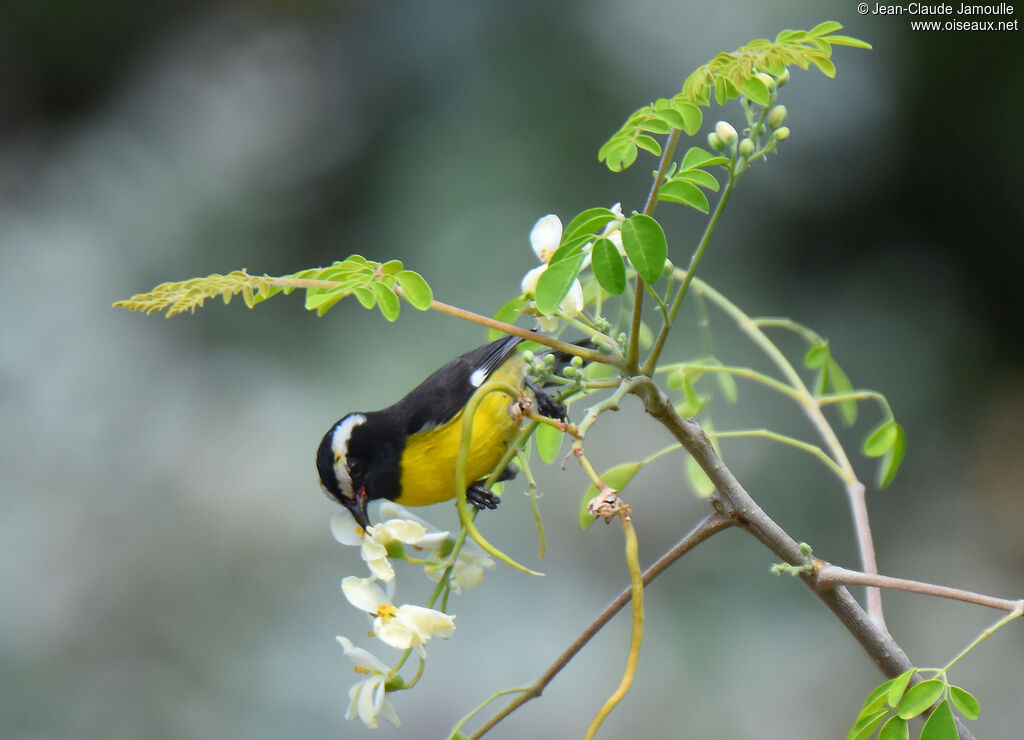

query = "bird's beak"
[{"left": 344, "top": 486, "right": 371, "bottom": 530}]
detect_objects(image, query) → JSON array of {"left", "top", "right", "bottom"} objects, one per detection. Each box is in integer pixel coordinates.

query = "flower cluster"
[{"left": 332, "top": 502, "right": 495, "bottom": 728}]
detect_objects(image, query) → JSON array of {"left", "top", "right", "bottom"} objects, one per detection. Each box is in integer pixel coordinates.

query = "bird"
[{"left": 316, "top": 334, "right": 568, "bottom": 529}]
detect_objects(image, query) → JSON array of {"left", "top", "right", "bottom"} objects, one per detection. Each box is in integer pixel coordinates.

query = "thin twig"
[
  {"left": 468, "top": 512, "right": 733, "bottom": 739},
  {"left": 689, "top": 278, "right": 886, "bottom": 631},
  {"left": 815, "top": 565, "right": 1023, "bottom": 613}
]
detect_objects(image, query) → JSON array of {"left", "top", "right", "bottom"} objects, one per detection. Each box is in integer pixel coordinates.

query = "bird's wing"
[{"left": 394, "top": 335, "right": 524, "bottom": 434}]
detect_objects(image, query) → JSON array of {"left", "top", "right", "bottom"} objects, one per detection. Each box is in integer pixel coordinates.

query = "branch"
[
  {"left": 627, "top": 376, "right": 978, "bottom": 739},
  {"left": 425, "top": 298, "right": 617, "bottom": 367},
  {"left": 468, "top": 512, "right": 733, "bottom": 738},
  {"left": 815, "top": 565, "right": 1024, "bottom": 613}
]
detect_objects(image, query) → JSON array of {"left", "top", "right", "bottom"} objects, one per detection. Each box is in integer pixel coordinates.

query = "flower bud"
[
  {"left": 774, "top": 126, "right": 790, "bottom": 142},
  {"left": 714, "top": 120, "right": 738, "bottom": 146},
  {"left": 707, "top": 131, "right": 725, "bottom": 152},
  {"left": 571, "top": 355, "right": 584, "bottom": 367},
  {"left": 776, "top": 68, "right": 791, "bottom": 87},
  {"left": 738, "top": 138, "right": 755, "bottom": 158},
  {"left": 768, "top": 105, "right": 788, "bottom": 130}
]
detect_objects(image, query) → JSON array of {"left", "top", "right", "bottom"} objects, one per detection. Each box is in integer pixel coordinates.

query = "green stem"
[
  {"left": 627, "top": 128, "right": 682, "bottom": 373},
  {"left": 454, "top": 380, "right": 543, "bottom": 576},
  {"left": 641, "top": 172, "right": 737, "bottom": 376},
  {"left": 710, "top": 429, "right": 849, "bottom": 481},
  {"left": 816, "top": 390, "right": 893, "bottom": 419},
  {"left": 944, "top": 602, "right": 1024, "bottom": 672},
  {"left": 449, "top": 686, "right": 533, "bottom": 739},
  {"left": 656, "top": 362, "right": 804, "bottom": 402},
  {"left": 689, "top": 277, "right": 885, "bottom": 629}
]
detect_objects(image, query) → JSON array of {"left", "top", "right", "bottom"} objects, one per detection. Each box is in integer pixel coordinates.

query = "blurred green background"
[{"left": 3, "top": 1, "right": 1022, "bottom": 738}]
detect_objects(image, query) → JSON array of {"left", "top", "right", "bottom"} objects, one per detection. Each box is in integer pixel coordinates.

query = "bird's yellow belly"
[{"left": 396, "top": 370, "right": 525, "bottom": 507}]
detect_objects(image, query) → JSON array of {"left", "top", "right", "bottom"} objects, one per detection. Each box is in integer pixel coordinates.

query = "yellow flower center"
[{"left": 376, "top": 604, "right": 397, "bottom": 620}]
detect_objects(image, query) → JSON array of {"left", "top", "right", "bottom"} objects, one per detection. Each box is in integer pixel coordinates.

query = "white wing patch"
[
  {"left": 331, "top": 413, "right": 367, "bottom": 496},
  {"left": 469, "top": 367, "right": 488, "bottom": 388}
]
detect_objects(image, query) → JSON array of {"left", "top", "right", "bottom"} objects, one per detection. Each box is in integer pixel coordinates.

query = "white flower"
[
  {"left": 425, "top": 548, "right": 496, "bottom": 594},
  {"left": 336, "top": 636, "right": 401, "bottom": 729},
  {"left": 342, "top": 576, "right": 456, "bottom": 656},
  {"left": 379, "top": 502, "right": 496, "bottom": 594},
  {"left": 529, "top": 213, "right": 563, "bottom": 264},
  {"left": 331, "top": 509, "right": 448, "bottom": 583},
  {"left": 330, "top": 508, "right": 366, "bottom": 545},
  {"left": 521, "top": 213, "right": 586, "bottom": 331}
]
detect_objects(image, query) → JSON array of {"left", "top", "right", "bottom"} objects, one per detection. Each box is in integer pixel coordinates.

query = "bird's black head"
[{"left": 316, "top": 412, "right": 403, "bottom": 529}]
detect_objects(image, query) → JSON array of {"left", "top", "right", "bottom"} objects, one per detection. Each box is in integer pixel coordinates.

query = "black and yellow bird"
[{"left": 316, "top": 335, "right": 566, "bottom": 528}]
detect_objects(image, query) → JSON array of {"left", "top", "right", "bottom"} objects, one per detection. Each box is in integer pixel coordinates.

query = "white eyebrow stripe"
[{"left": 331, "top": 413, "right": 366, "bottom": 496}]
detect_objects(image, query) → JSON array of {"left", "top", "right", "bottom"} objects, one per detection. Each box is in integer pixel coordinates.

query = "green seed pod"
[
  {"left": 768, "top": 105, "right": 788, "bottom": 130},
  {"left": 774, "top": 126, "right": 790, "bottom": 142},
  {"left": 738, "top": 138, "right": 755, "bottom": 157}
]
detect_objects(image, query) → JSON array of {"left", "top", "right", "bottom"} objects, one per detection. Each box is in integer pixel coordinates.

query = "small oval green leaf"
[
  {"left": 395, "top": 270, "right": 433, "bottom": 310},
  {"left": 601, "top": 140, "right": 638, "bottom": 172},
  {"left": 562, "top": 207, "right": 616, "bottom": 242},
  {"left": 536, "top": 422, "right": 563, "bottom": 465},
  {"left": 681, "top": 146, "right": 728, "bottom": 170},
  {"left": 896, "top": 679, "right": 944, "bottom": 719},
  {"left": 826, "top": 357, "right": 857, "bottom": 426},
  {"left": 675, "top": 168, "right": 720, "bottom": 191},
  {"left": 352, "top": 285, "right": 376, "bottom": 309},
  {"left": 846, "top": 709, "right": 889, "bottom": 740},
  {"left": 860, "top": 678, "right": 896, "bottom": 714},
  {"left": 620, "top": 214, "right": 668, "bottom": 284},
  {"left": 862, "top": 420, "right": 897, "bottom": 457},
  {"left": 591, "top": 238, "right": 627, "bottom": 296},
  {"left": 371, "top": 281, "right": 401, "bottom": 321},
  {"left": 634, "top": 134, "right": 662, "bottom": 156},
  {"left": 804, "top": 342, "right": 830, "bottom": 369},
  {"left": 673, "top": 101, "right": 702, "bottom": 135},
  {"left": 919, "top": 699, "right": 957, "bottom": 740},
  {"left": 659, "top": 179, "right": 710, "bottom": 213},
  {"left": 887, "top": 669, "right": 916, "bottom": 707},
  {"left": 877, "top": 715, "right": 909, "bottom": 740},
  {"left": 686, "top": 454, "right": 715, "bottom": 498},
  {"left": 877, "top": 422, "right": 906, "bottom": 488},
  {"left": 948, "top": 685, "right": 980, "bottom": 721},
  {"left": 740, "top": 76, "right": 771, "bottom": 105},
  {"left": 535, "top": 252, "right": 586, "bottom": 315}
]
